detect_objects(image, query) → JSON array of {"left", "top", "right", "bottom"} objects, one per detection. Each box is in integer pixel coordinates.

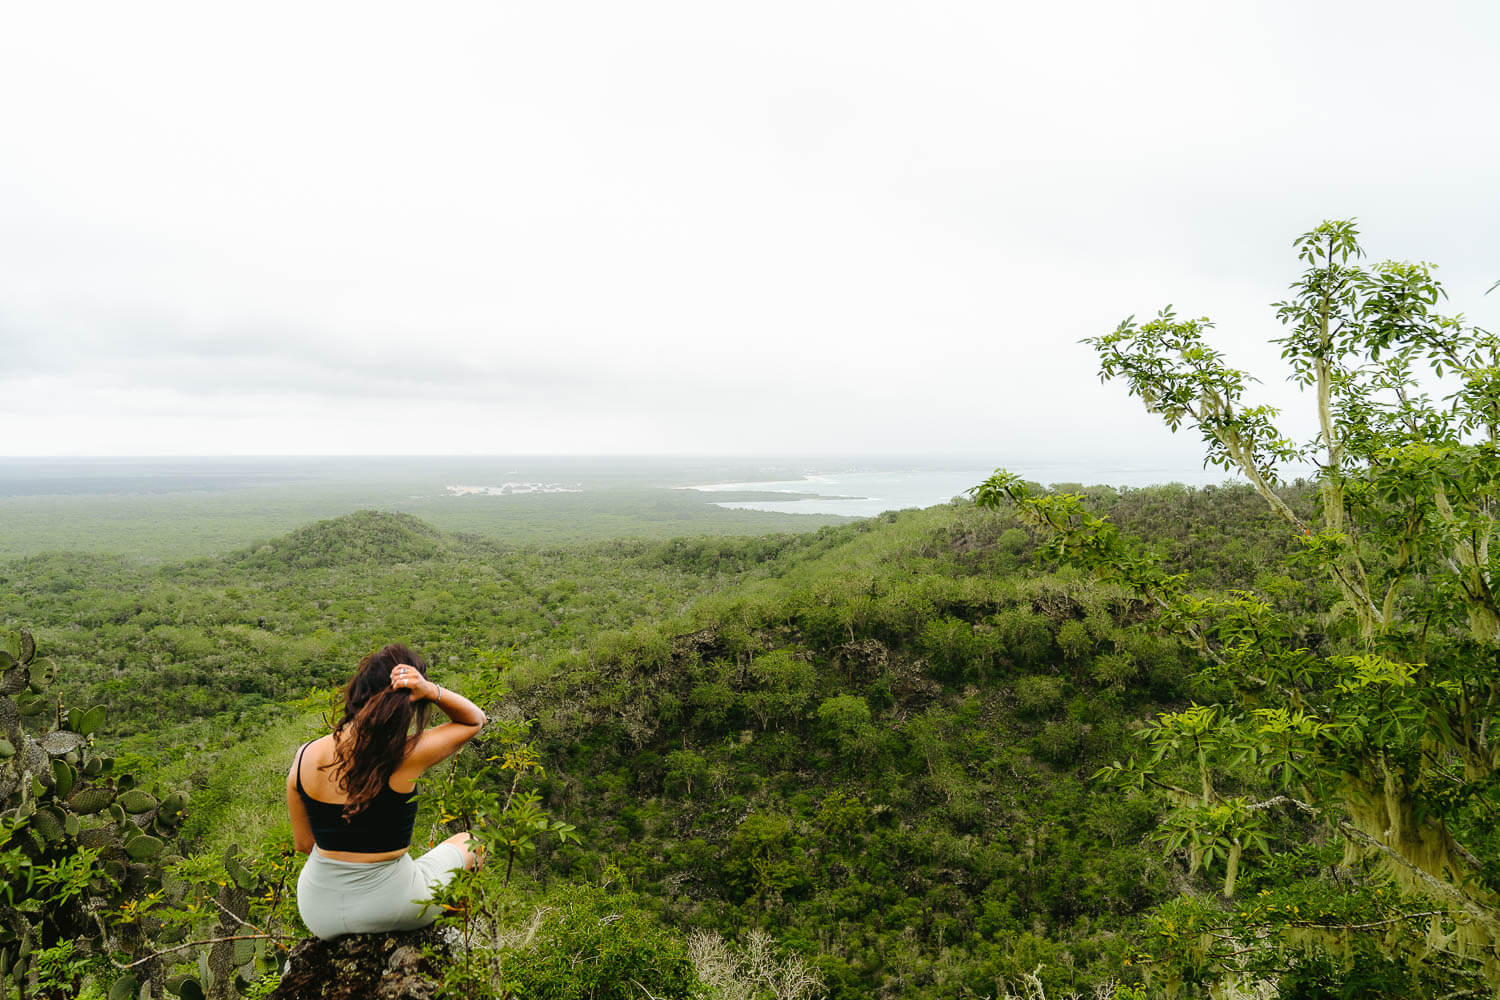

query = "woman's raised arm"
[{"left": 390, "top": 666, "right": 486, "bottom": 776}]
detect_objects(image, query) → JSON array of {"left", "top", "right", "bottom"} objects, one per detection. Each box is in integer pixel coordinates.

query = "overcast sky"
[{"left": 2, "top": 2, "right": 1496, "bottom": 467}]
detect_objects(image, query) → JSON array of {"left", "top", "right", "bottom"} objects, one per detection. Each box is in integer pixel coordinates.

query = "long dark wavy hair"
[{"left": 322, "top": 642, "right": 432, "bottom": 820}]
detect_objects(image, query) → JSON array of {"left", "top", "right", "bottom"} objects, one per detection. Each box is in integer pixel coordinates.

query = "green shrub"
[
  {"left": 743, "top": 650, "right": 816, "bottom": 730},
  {"left": 816, "top": 694, "right": 872, "bottom": 753},
  {"left": 1035, "top": 719, "right": 1085, "bottom": 765},
  {"left": 1089, "top": 652, "right": 1137, "bottom": 689},
  {"left": 501, "top": 883, "right": 702, "bottom": 1000},
  {"left": 994, "top": 608, "right": 1053, "bottom": 668},
  {"left": 1055, "top": 619, "right": 1092, "bottom": 661},
  {"left": 1014, "top": 674, "right": 1065, "bottom": 717}
]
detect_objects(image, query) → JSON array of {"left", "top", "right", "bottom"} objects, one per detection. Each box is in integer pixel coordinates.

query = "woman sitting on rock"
[{"left": 288, "top": 643, "right": 485, "bottom": 939}]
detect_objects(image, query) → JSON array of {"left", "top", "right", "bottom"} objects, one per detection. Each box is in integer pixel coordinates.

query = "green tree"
[
  {"left": 663, "top": 749, "right": 710, "bottom": 799},
  {"left": 723, "top": 813, "right": 801, "bottom": 912},
  {"left": 743, "top": 651, "right": 816, "bottom": 731},
  {"left": 974, "top": 221, "right": 1500, "bottom": 994},
  {"left": 815, "top": 694, "right": 872, "bottom": 754}
]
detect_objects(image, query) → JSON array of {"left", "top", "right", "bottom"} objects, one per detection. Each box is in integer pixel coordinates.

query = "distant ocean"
[
  {"left": 685, "top": 461, "right": 1241, "bottom": 518},
  {"left": 0, "top": 456, "right": 1240, "bottom": 515}
]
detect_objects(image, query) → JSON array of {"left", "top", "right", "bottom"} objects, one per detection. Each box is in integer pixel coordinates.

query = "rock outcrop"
[{"left": 269, "top": 928, "right": 449, "bottom": 1000}]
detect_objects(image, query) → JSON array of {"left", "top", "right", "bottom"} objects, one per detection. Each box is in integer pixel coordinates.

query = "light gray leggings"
[{"left": 297, "top": 844, "right": 466, "bottom": 939}]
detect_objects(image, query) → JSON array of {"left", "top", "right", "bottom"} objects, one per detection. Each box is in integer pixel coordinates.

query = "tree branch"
[
  {"left": 1246, "top": 795, "right": 1318, "bottom": 815},
  {"left": 115, "top": 933, "right": 292, "bottom": 970},
  {"left": 1336, "top": 821, "right": 1498, "bottom": 933}
]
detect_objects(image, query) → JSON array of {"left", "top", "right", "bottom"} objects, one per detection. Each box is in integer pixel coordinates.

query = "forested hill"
[
  {"left": 0, "top": 483, "right": 1309, "bottom": 740},
  {"left": 505, "top": 482, "right": 1318, "bottom": 997},
  {"left": 0, "top": 482, "right": 1320, "bottom": 999},
  {"left": 1, "top": 510, "right": 832, "bottom": 728}
]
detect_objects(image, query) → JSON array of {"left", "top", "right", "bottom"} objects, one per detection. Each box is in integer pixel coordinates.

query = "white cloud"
[{"left": 2, "top": 1, "right": 1497, "bottom": 461}]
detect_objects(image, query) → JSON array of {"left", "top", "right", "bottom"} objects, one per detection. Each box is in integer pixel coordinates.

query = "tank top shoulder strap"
[{"left": 294, "top": 741, "right": 311, "bottom": 794}]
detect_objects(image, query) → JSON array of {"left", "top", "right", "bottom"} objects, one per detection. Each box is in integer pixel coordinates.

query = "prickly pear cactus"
[{"left": 0, "top": 627, "right": 191, "bottom": 999}]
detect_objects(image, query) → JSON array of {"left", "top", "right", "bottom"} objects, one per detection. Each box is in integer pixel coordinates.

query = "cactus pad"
[
  {"left": 126, "top": 835, "right": 163, "bottom": 861},
  {"left": 31, "top": 807, "right": 65, "bottom": 843},
  {"left": 52, "top": 759, "right": 76, "bottom": 798},
  {"left": 77, "top": 705, "right": 106, "bottom": 735},
  {"left": 108, "top": 972, "right": 138, "bottom": 1000},
  {"left": 21, "top": 738, "right": 46, "bottom": 779},
  {"left": 41, "top": 730, "right": 85, "bottom": 756},
  {"left": 29, "top": 657, "right": 55, "bottom": 685},
  {"left": 69, "top": 786, "right": 116, "bottom": 815},
  {"left": 225, "top": 854, "right": 255, "bottom": 890},
  {"left": 119, "top": 789, "right": 158, "bottom": 814},
  {"left": 0, "top": 667, "right": 24, "bottom": 696},
  {"left": 77, "top": 826, "right": 121, "bottom": 850}
]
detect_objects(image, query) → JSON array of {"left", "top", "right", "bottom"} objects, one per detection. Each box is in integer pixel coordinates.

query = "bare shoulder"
[{"left": 286, "top": 734, "right": 333, "bottom": 780}]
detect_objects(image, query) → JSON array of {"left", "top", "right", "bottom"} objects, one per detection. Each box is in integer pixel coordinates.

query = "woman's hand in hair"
[{"left": 390, "top": 664, "right": 437, "bottom": 702}]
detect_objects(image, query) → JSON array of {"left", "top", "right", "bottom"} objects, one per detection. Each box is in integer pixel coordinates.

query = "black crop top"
[{"left": 295, "top": 742, "right": 419, "bottom": 853}]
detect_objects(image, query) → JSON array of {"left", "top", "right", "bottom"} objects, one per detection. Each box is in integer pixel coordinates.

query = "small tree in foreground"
[{"left": 974, "top": 221, "right": 1500, "bottom": 996}]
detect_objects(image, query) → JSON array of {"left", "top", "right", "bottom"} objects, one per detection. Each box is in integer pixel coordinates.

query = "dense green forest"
[
  {"left": 0, "top": 459, "right": 853, "bottom": 561},
  {"left": 2, "top": 479, "right": 1333, "bottom": 999},
  {"left": 504, "top": 485, "right": 1318, "bottom": 997}
]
